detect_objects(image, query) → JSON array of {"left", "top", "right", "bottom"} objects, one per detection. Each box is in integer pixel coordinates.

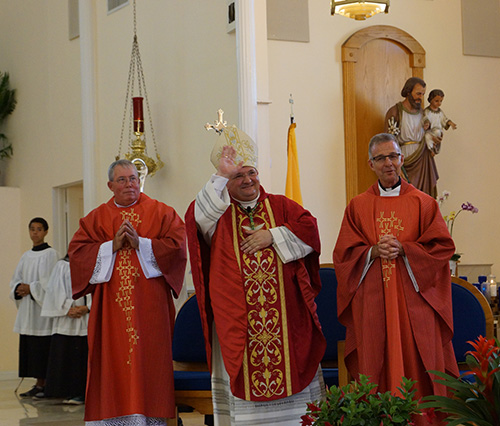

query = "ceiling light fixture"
[{"left": 331, "top": 1, "right": 390, "bottom": 20}]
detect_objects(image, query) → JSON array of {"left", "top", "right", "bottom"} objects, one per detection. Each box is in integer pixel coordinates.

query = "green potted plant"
[
  {"left": 301, "top": 374, "right": 421, "bottom": 425},
  {"left": 420, "top": 335, "right": 500, "bottom": 426},
  {"left": 0, "top": 71, "right": 17, "bottom": 159}
]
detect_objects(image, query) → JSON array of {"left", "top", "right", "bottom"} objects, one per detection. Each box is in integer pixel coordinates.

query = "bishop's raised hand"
[{"left": 217, "top": 145, "right": 243, "bottom": 179}]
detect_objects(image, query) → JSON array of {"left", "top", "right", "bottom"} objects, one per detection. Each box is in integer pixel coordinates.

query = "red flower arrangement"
[{"left": 421, "top": 336, "right": 500, "bottom": 425}]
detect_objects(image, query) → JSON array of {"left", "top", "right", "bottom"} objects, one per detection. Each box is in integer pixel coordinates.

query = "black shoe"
[
  {"left": 19, "top": 386, "right": 44, "bottom": 398},
  {"left": 32, "top": 390, "right": 46, "bottom": 400},
  {"left": 63, "top": 396, "right": 85, "bottom": 405}
]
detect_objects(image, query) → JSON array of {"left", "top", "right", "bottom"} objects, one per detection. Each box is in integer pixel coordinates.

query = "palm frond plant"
[{"left": 0, "top": 71, "right": 17, "bottom": 159}]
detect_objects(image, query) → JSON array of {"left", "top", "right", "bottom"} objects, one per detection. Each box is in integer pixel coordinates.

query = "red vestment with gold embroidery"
[
  {"left": 69, "top": 193, "right": 186, "bottom": 421},
  {"left": 333, "top": 181, "right": 459, "bottom": 400},
  {"left": 186, "top": 187, "right": 326, "bottom": 401}
]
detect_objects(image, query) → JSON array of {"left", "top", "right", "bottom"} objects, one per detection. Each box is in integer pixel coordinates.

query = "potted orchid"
[
  {"left": 301, "top": 375, "right": 422, "bottom": 426},
  {"left": 420, "top": 336, "right": 500, "bottom": 426},
  {"left": 438, "top": 191, "right": 479, "bottom": 263}
]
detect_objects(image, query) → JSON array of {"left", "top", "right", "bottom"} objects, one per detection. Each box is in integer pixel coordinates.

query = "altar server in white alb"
[
  {"left": 9, "top": 217, "right": 59, "bottom": 398},
  {"left": 41, "top": 254, "right": 90, "bottom": 404}
]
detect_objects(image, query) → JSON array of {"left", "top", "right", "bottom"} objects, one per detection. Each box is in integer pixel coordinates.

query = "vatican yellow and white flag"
[{"left": 285, "top": 122, "right": 303, "bottom": 206}]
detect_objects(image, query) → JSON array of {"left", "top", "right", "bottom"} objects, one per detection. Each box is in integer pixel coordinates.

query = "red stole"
[
  {"left": 230, "top": 199, "right": 292, "bottom": 400},
  {"left": 374, "top": 198, "right": 419, "bottom": 395}
]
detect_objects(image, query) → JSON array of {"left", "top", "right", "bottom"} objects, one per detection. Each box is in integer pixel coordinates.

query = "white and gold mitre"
[{"left": 205, "top": 109, "right": 258, "bottom": 169}]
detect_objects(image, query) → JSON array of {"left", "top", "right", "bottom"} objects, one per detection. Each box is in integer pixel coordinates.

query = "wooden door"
[{"left": 342, "top": 26, "right": 425, "bottom": 202}]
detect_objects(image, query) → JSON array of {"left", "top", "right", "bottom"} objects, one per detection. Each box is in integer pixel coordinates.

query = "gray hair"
[
  {"left": 108, "top": 159, "right": 136, "bottom": 181},
  {"left": 368, "top": 133, "right": 400, "bottom": 159}
]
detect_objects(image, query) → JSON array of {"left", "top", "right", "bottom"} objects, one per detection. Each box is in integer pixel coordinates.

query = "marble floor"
[{"left": 0, "top": 377, "right": 206, "bottom": 426}]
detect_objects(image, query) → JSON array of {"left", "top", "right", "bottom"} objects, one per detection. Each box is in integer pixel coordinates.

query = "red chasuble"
[
  {"left": 185, "top": 187, "right": 326, "bottom": 401},
  {"left": 333, "top": 181, "right": 459, "bottom": 400},
  {"left": 68, "top": 193, "right": 186, "bottom": 421}
]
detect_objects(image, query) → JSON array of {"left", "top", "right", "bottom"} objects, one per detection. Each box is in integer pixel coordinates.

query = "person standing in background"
[
  {"left": 41, "top": 254, "right": 90, "bottom": 404},
  {"left": 10, "top": 217, "right": 58, "bottom": 398}
]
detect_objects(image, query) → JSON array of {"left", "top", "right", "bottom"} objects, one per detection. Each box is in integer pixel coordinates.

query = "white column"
[
  {"left": 236, "top": 0, "right": 272, "bottom": 187},
  {"left": 235, "top": 0, "right": 258, "bottom": 143},
  {"left": 78, "top": 0, "right": 98, "bottom": 214},
  {"left": 254, "top": 1, "right": 272, "bottom": 188}
]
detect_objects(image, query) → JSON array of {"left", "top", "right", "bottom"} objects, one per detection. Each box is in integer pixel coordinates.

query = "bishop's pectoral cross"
[
  {"left": 240, "top": 204, "right": 264, "bottom": 232},
  {"left": 376, "top": 211, "right": 404, "bottom": 287}
]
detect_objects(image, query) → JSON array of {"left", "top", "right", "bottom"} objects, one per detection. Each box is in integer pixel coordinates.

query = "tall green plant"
[
  {"left": 0, "top": 71, "right": 17, "bottom": 159},
  {"left": 421, "top": 336, "right": 500, "bottom": 426}
]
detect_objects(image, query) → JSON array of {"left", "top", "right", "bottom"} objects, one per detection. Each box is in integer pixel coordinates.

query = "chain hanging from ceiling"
[{"left": 116, "top": 0, "right": 163, "bottom": 190}]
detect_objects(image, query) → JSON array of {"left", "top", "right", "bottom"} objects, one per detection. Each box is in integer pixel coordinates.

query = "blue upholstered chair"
[
  {"left": 451, "top": 276, "right": 494, "bottom": 368},
  {"left": 172, "top": 265, "right": 352, "bottom": 418},
  {"left": 313, "top": 270, "right": 493, "bottom": 391},
  {"left": 172, "top": 294, "right": 213, "bottom": 419},
  {"left": 316, "top": 264, "right": 348, "bottom": 388}
]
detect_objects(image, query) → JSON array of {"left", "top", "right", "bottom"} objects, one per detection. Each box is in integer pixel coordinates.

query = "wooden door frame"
[{"left": 341, "top": 25, "right": 425, "bottom": 202}]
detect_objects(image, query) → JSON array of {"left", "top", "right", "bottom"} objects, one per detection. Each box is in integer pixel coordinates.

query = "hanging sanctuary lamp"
[{"left": 116, "top": 0, "right": 163, "bottom": 191}]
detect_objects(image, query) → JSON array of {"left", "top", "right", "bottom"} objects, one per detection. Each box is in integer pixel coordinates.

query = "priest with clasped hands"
[
  {"left": 333, "top": 133, "right": 459, "bottom": 426},
  {"left": 69, "top": 159, "right": 187, "bottom": 426}
]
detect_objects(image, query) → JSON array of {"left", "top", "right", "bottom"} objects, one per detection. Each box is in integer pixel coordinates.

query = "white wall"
[
  {"left": 0, "top": 188, "right": 21, "bottom": 372},
  {"left": 265, "top": 0, "right": 500, "bottom": 275},
  {"left": 0, "top": 0, "right": 238, "bottom": 373},
  {"left": 91, "top": 0, "right": 238, "bottom": 213},
  {"left": 0, "top": 0, "right": 82, "bottom": 232},
  {"left": 0, "top": 0, "right": 499, "bottom": 373},
  {"left": 0, "top": 0, "right": 238, "bottom": 223},
  {"left": 0, "top": 0, "right": 77, "bottom": 372}
]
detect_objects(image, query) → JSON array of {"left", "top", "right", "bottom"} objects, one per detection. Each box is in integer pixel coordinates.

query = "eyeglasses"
[
  {"left": 371, "top": 153, "right": 401, "bottom": 164},
  {"left": 114, "top": 176, "right": 139, "bottom": 185},
  {"left": 231, "top": 169, "right": 258, "bottom": 181}
]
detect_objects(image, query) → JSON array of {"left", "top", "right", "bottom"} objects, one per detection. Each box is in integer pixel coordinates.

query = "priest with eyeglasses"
[
  {"left": 333, "top": 133, "right": 459, "bottom": 425},
  {"left": 69, "top": 159, "right": 187, "bottom": 426}
]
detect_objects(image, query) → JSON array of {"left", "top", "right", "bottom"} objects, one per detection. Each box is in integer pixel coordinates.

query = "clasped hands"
[
  {"left": 372, "top": 234, "right": 404, "bottom": 261},
  {"left": 241, "top": 228, "right": 273, "bottom": 255},
  {"left": 67, "top": 306, "right": 89, "bottom": 318},
  {"left": 15, "top": 283, "right": 31, "bottom": 298},
  {"left": 113, "top": 219, "right": 139, "bottom": 252}
]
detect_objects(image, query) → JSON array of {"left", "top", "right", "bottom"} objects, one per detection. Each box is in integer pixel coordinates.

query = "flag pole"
[{"left": 285, "top": 94, "right": 302, "bottom": 205}]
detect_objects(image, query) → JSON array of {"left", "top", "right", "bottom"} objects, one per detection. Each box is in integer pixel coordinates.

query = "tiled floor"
[{"left": 0, "top": 378, "right": 206, "bottom": 426}]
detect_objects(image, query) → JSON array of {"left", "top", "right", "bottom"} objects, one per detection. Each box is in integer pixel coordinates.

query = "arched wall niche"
[{"left": 341, "top": 25, "right": 426, "bottom": 202}]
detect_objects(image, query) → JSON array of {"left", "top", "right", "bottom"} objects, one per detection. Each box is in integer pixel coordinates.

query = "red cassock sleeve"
[{"left": 185, "top": 200, "right": 214, "bottom": 368}]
